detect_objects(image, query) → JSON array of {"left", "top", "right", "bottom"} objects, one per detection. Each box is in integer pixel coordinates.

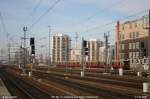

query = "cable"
[
  {"left": 86, "top": 0, "right": 127, "bottom": 21},
  {"left": 0, "top": 12, "right": 10, "bottom": 44},
  {"left": 30, "top": 0, "right": 42, "bottom": 15},
  {"left": 0, "top": 12, "right": 7, "bottom": 35},
  {"left": 30, "top": 0, "right": 62, "bottom": 29},
  {"left": 80, "top": 9, "right": 149, "bottom": 33},
  {"left": 0, "top": 12, "right": 11, "bottom": 60},
  {"left": 0, "top": 12, "right": 21, "bottom": 46},
  {"left": 69, "top": 0, "right": 127, "bottom": 29}
]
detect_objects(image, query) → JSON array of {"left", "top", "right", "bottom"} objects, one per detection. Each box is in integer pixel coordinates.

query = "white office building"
[
  {"left": 52, "top": 33, "right": 71, "bottom": 64},
  {"left": 86, "top": 39, "right": 103, "bottom": 63}
]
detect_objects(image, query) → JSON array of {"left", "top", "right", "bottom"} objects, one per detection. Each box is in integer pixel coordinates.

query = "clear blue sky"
[{"left": 0, "top": 0, "right": 150, "bottom": 57}]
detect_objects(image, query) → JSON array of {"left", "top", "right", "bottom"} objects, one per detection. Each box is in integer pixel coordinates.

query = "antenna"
[
  {"left": 75, "top": 32, "right": 78, "bottom": 49},
  {"left": 104, "top": 32, "right": 109, "bottom": 73}
]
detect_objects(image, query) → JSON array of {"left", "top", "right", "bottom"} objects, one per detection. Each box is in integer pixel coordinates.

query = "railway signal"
[
  {"left": 83, "top": 40, "right": 87, "bottom": 47},
  {"left": 30, "top": 37, "right": 34, "bottom": 46},
  {"left": 30, "top": 37, "right": 35, "bottom": 54},
  {"left": 83, "top": 40, "right": 89, "bottom": 56},
  {"left": 81, "top": 38, "right": 89, "bottom": 77},
  {"left": 84, "top": 47, "right": 89, "bottom": 55},
  {"left": 31, "top": 46, "right": 35, "bottom": 54},
  {"left": 30, "top": 37, "right": 35, "bottom": 77}
]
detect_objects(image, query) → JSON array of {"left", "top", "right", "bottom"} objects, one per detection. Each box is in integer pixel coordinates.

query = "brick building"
[{"left": 115, "top": 16, "right": 149, "bottom": 69}]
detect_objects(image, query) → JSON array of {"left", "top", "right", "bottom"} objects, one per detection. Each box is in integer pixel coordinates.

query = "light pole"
[
  {"left": 23, "top": 26, "right": 27, "bottom": 74},
  {"left": 104, "top": 32, "right": 109, "bottom": 73},
  {"left": 148, "top": 10, "right": 150, "bottom": 93},
  {"left": 81, "top": 37, "right": 85, "bottom": 77},
  {"left": 65, "top": 39, "right": 71, "bottom": 75},
  {"left": 40, "top": 45, "right": 46, "bottom": 64},
  {"left": 143, "top": 10, "right": 150, "bottom": 93},
  {"left": 35, "top": 37, "right": 46, "bottom": 65},
  {"left": 48, "top": 26, "right": 51, "bottom": 71}
]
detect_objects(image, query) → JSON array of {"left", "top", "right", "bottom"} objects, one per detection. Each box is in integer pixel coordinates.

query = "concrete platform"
[{"left": 0, "top": 78, "right": 11, "bottom": 98}]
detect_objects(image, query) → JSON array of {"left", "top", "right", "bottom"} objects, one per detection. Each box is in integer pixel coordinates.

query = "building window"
[
  {"left": 143, "top": 16, "right": 148, "bottom": 28},
  {"left": 129, "top": 43, "right": 132, "bottom": 49},
  {"left": 135, "top": 22, "right": 137, "bottom": 27},
  {"left": 122, "top": 25, "right": 124, "bottom": 30},
  {"left": 136, "top": 52, "right": 139, "bottom": 58},
  {"left": 136, "top": 32, "right": 139, "bottom": 38},
  {"left": 121, "top": 44, "right": 125, "bottom": 50},
  {"left": 136, "top": 42, "right": 139, "bottom": 49},
  {"left": 120, "top": 53, "right": 123, "bottom": 59},
  {"left": 122, "top": 34, "right": 124, "bottom": 40},
  {"left": 133, "top": 52, "right": 136, "bottom": 58},
  {"left": 120, "top": 34, "right": 121, "bottom": 39},
  {"left": 131, "top": 52, "right": 133, "bottom": 58},
  {"left": 140, "top": 42, "right": 145, "bottom": 49},
  {"left": 129, "top": 22, "right": 132, "bottom": 28},
  {"left": 130, "top": 59, "right": 133, "bottom": 64},
  {"left": 133, "top": 43, "right": 136, "bottom": 49},
  {"left": 121, "top": 53, "right": 124, "bottom": 59},
  {"left": 129, "top": 32, "right": 132, "bottom": 38},
  {"left": 129, "top": 52, "right": 132, "bottom": 58},
  {"left": 133, "top": 32, "right": 135, "bottom": 38}
]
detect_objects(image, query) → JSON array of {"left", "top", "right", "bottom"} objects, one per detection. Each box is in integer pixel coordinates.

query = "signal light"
[
  {"left": 30, "top": 38, "right": 34, "bottom": 46},
  {"left": 30, "top": 37, "right": 35, "bottom": 54},
  {"left": 82, "top": 39, "right": 89, "bottom": 55},
  {"left": 83, "top": 40, "right": 87, "bottom": 47},
  {"left": 84, "top": 48, "right": 89, "bottom": 55}
]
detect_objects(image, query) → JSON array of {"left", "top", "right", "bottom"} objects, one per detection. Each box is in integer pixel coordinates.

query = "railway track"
[
  {"left": 14, "top": 66, "right": 147, "bottom": 85},
  {"left": 32, "top": 70, "right": 147, "bottom": 99},
  {"left": 0, "top": 68, "right": 52, "bottom": 99},
  {"left": 10, "top": 67, "right": 149, "bottom": 99},
  {"left": 33, "top": 69, "right": 146, "bottom": 89},
  {"left": 34, "top": 66, "right": 148, "bottom": 77},
  {"left": 3, "top": 67, "right": 96, "bottom": 98},
  {"left": 34, "top": 66, "right": 148, "bottom": 79},
  {"left": 12, "top": 66, "right": 147, "bottom": 89},
  {"left": 0, "top": 71, "right": 28, "bottom": 99}
]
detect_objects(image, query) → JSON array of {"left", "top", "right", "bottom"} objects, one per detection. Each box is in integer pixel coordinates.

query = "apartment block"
[
  {"left": 52, "top": 33, "right": 71, "bottom": 64},
  {"left": 86, "top": 39, "right": 103, "bottom": 63},
  {"left": 71, "top": 48, "right": 80, "bottom": 63},
  {"left": 115, "top": 16, "right": 149, "bottom": 69}
]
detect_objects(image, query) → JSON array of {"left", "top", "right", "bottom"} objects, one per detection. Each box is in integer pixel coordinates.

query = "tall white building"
[
  {"left": 52, "top": 33, "right": 71, "bottom": 64},
  {"left": 99, "top": 45, "right": 115, "bottom": 65},
  {"left": 86, "top": 39, "right": 103, "bottom": 63},
  {"left": 71, "top": 48, "right": 80, "bottom": 63}
]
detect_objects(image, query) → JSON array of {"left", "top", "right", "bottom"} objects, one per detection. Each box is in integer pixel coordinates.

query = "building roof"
[
  {"left": 122, "top": 15, "right": 148, "bottom": 25},
  {"left": 53, "top": 33, "right": 71, "bottom": 41},
  {"left": 88, "top": 38, "right": 100, "bottom": 41}
]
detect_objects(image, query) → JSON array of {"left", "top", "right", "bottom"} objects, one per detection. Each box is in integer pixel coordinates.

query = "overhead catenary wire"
[
  {"left": 69, "top": 0, "right": 128, "bottom": 29},
  {"left": 0, "top": 12, "right": 11, "bottom": 63},
  {"left": 29, "top": 0, "right": 126, "bottom": 37},
  {"left": 30, "top": 0, "right": 42, "bottom": 15},
  {"left": 0, "top": 12, "right": 8, "bottom": 36},
  {"left": 80, "top": 9, "right": 149, "bottom": 33},
  {"left": 0, "top": 11, "right": 24, "bottom": 46},
  {"left": 29, "top": 0, "right": 62, "bottom": 29},
  {"left": 16, "top": 0, "right": 62, "bottom": 40},
  {"left": 75, "top": 9, "right": 148, "bottom": 45},
  {"left": 86, "top": 0, "right": 127, "bottom": 21},
  {"left": 0, "top": 12, "right": 10, "bottom": 45},
  {"left": 0, "top": 12, "right": 22, "bottom": 45}
]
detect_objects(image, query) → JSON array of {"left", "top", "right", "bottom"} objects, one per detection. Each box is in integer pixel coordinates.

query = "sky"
[{"left": 0, "top": 0, "right": 150, "bottom": 58}]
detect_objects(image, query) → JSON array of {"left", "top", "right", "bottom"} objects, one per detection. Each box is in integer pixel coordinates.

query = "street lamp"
[{"left": 142, "top": 10, "right": 150, "bottom": 93}]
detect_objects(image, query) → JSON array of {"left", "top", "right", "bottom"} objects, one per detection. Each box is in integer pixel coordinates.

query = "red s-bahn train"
[{"left": 55, "top": 62, "right": 123, "bottom": 69}]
